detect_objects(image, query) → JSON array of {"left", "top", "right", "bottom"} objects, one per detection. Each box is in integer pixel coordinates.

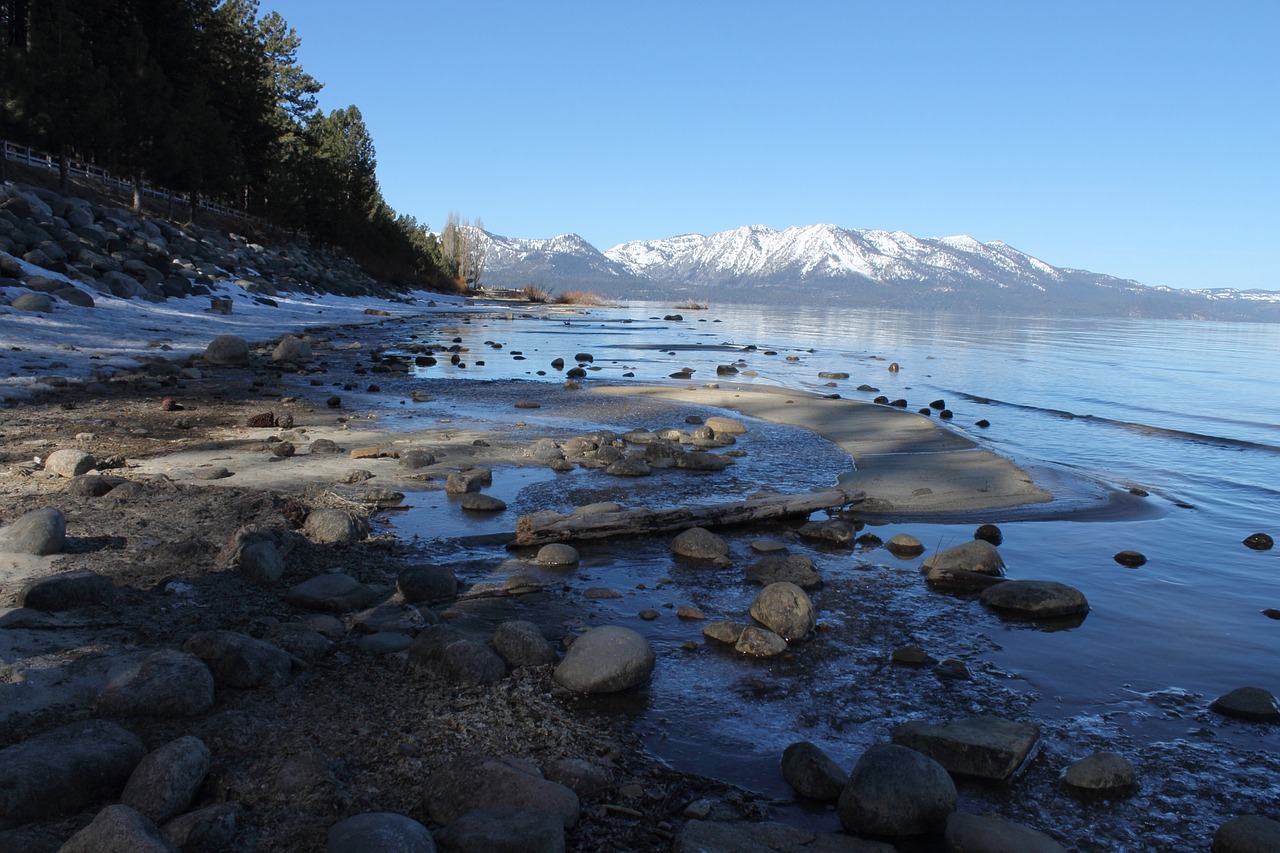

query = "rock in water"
[
  {"left": 749, "top": 582, "right": 815, "bottom": 641},
  {"left": 885, "top": 533, "right": 925, "bottom": 557},
  {"left": 554, "top": 626, "right": 654, "bottom": 693},
  {"left": 837, "top": 743, "right": 957, "bottom": 837},
  {"left": 1210, "top": 687, "right": 1280, "bottom": 723},
  {"left": 891, "top": 716, "right": 1041, "bottom": 781},
  {"left": 670, "top": 527, "right": 729, "bottom": 560},
  {"left": 922, "top": 539, "right": 1005, "bottom": 575},
  {"left": 0, "top": 507, "right": 67, "bottom": 555},
  {"left": 979, "top": 580, "right": 1089, "bottom": 619},
  {"left": 1061, "top": 751, "right": 1137, "bottom": 798}
]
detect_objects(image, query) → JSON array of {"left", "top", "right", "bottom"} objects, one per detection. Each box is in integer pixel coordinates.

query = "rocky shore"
[{"left": 3, "top": 179, "right": 1279, "bottom": 852}]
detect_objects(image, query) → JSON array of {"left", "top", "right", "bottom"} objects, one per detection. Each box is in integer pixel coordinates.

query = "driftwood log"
[{"left": 511, "top": 487, "right": 864, "bottom": 547}]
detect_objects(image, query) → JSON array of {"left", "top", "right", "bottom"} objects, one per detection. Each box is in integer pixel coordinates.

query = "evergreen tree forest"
[{"left": 0, "top": 0, "right": 454, "bottom": 289}]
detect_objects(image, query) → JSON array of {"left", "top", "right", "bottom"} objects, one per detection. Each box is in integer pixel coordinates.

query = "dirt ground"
[{"left": 0, "top": 356, "right": 768, "bottom": 851}]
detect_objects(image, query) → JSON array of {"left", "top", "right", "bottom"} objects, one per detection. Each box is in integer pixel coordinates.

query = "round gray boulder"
[
  {"left": 979, "top": 580, "right": 1089, "bottom": 619},
  {"left": 671, "top": 526, "right": 729, "bottom": 560},
  {"left": 0, "top": 507, "right": 67, "bottom": 555},
  {"left": 1210, "top": 686, "right": 1280, "bottom": 723},
  {"left": 327, "top": 812, "right": 434, "bottom": 853},
  {"left": 204, "top": 334, "right": 250, "bottom": 366},
  {"left": 537, "top": 543, "right": 580, "bottom": 567},
  {"left": 837, "top": 743, "right": 957, "bottom": 837},
  {"left": 1062, "top": 751, "right": 1137, "bottom": 798},
  {"left": 271, "top": 335, "right": 313, "bottom": 362},
  {"left": 554, "top": 626, "right": 654, "bottom": 693},
  {"left": 303, "top": 509, "right": 363, "bottom": 544},
  {"left": 922, "top": 539, "right": 1004, "bottom": 575},
  {"left": 749, "top": 582, "right": 815, "bottom": 641},
  {"left": 493, "top": 620, "right": 558, "bottom": 668},
  {"left": 44, "top": 448, "right": 97, "bottom": 478}
]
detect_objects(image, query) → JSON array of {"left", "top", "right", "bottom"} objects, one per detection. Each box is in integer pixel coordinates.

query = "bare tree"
[{"left": 441, "top": 211, "right": 488, "bottom": 290}]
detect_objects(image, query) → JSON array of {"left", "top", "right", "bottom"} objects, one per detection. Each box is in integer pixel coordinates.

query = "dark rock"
[
  {"left": 19, "top": 569, "right": 115, "bottom": 611},
  {"left": 884, "top": 534, "right": 925, "bottom": 557},
  {"left": 745, "top": 554, "right": 822, "bottom": 590},
  {"left": 1210, "top": 687, "right": 1280, "bottom": 723},
  {"left": 408, "top": 625, "right": 506, "bottom": 686},
  {"left": 9, "top": 292, "right": 53, "bottom": 312},
  {"left": 181, "top": 630, "right": 292, "bottom": 689},
  {"left": 1213, "top": 815, "right": 1280, "bottom": 852},
  {"left": 837, "top": 743, "right": 957, "bottom": 837},
  {"left": 973, "top": 524, "right": 1003, "bottom": 545},
  {"left": 891, "top": 646, "right": 937, "bottom": 667},
  {"left": 424, "top": 754, "right": 580, "bottom": 829},
  {"left": 1244, "top": 533, "right": 1274, "bottom": 551},
  {"left": 675, "top": 820, "right": 893, "bottom": 853},
  {"left": 327, "top": 812, "right": 434, "bottom": 852},
  {"left": 120, "top": 736, "right": 211, "bottom": 824},
  {"left": 461, "top": 492, "right": 506, "bottom": 511},
  {"left": 544, "top": 758, "right": 612, "bottom": 796},
  {"left": 0, "top": 507, "right": 66, "bottom": 555},
  {"left": 749, "top": 582, "right": 815, "bottom": 641},
  {"left": 553, "top": 625, "right": 654, "bottom": 693},
  {"left": 398, "top": 449, "right": 436, "bottom": 469},
  {"left": 671, "top": 527, "right": 729, "bottom": 560},
  {"left": 892, "top": 715, "right": 1041, "bottom": 781},
  {"left": 240, "top": 539, "right": 285, "bottom": 584},
  {"left": 1062, "top": 751, "right": 1137, "bottom": 798},
  {"left": 493, "top": 620, "right": 558, "bottom": 668},
  {"left": 536, "top": 543, "right": 580, "bottom": 567},
  {"left": 310, "top": 438, "right": 343, "bottom": 453},
  {"left": 922, "top": 540, "right": 1004, "bottom": 576},
  {"left": 702, "top": 620, "right": 745, "bottom": 644},
  {"left": 944, "top": 812, "right": 1067, "bottom": 853},
  {"left": 59, "top": 804, "right": 177, "bottom": 853},
  {"left": 0, "top": 827, "right": 61, "bottom": 853},
  {"left": 286, "top": 572, "right": 381, "bottom": 612},
  {"left": 303, "top": 508, "right": 364, "bottom": 544},
  {"left": 245, "top": 411, "right": 275, "bottom": 428},
  {"left": 66, "top": 474, "right": 122, "bottom": 497},
  {"left": 397, "top": 565, "right": 459, "bottom": 603},
  {"left": 272, "top": 335, "right": 312, "bottom": 362},
  {"left": 979, "top": 580, "right": 1089, "bottom": 619},
  {"left": 446, "top": 468, "right": 492, "bottom": 494},
  {"left": 782, "top": 742, "right": 847, "bottom": 801},
  {"left": 162, "top": 803, "right": 242, "bottom": 852},
  {"left": 203, "top": 334, "right": 249, "bottom": 366},
  {"left": 435, "top": 807, "right": 562, "bottom": 853},
  {"left": 1114, "top": 550, "right": 1147, "bottom": 567},
  {"left": 95, "top": 650, "right": 216, "bottom": 717},
  {"left": 797, "top": 519, "right": 857, "bottom": 546},
  {"left": 0, "top": 720, "right": 146, "bottom": 830}
]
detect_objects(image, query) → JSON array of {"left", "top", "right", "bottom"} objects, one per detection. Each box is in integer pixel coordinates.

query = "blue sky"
[{"left": 264, "top": 0, "right": 1278, "bottom": 290}]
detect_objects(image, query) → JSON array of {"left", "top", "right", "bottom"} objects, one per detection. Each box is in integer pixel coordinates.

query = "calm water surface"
[{"left": 378, "top": 302, "right": 1280, "bottom": 849}]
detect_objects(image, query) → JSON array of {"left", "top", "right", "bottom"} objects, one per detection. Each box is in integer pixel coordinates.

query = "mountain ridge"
[{"left": 472, "top": 223, "right": 1280, "bottom": 320}]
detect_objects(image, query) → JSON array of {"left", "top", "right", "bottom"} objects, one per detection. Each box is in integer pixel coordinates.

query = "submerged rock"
[{"left": 671, "top": 526, "right": 729, "bottom": 560}]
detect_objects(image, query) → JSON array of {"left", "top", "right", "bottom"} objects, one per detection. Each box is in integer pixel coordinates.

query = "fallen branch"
[{"left": 511, "top": 487, "right": 863, "bottom": 547}]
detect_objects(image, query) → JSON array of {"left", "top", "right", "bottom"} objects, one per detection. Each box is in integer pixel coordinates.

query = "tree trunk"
[
  {"left": 511, "top": 487, "right": 863, "bottom": 548},
  {"left": 132, "top": 177, "right": 142, "bottom": 213}
]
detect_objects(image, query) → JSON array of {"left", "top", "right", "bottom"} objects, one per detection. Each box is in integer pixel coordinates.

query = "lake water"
[{"left": 372, "top": 302, "right": 1280, "bottom": 850}]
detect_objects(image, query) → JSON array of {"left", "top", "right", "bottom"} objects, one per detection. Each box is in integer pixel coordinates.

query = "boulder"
[
  {"left": 397, "top": 565, "right": 459, "bottom": 603},
  {"left": 749, "top": 582, "right": 815, "bottom": 641},
  {"left": 703, "top": 620, "right": 745, "bottom": 644},
  {"left": 944, "top": 811, "right": 1068, "bottom": 853},
  {"left": 272, "top": 335, "right": 312, "bottom": 362},
  {"left": 327, "top": 812, "right": 435, "bottom": 853},
  {"left": 675, "top": 820, "right": 894, "bottom": 853},
  {"left": 203, "top": 334, "right": 249, "bottom": 366},
  {"left": 837, "top": 744, "right": 957, "bottom": 837},
  {"left": 9, "top": 292, "right": 53, "bottom": 312},
  {"left": 120, "top": 736, "right": 211, "bottom": 824},
  {"left": 303, "top": 508, "right": 364, "bottom": 544},
  {"left": 59, "top": 804, "right": 177, "bottom": 853},
  {"left": 921, "top": 540, "right": 1004, "bottom": 575},
  {"left": 735, "top": 626, "right": 788, "bottom": 657},
  {"left": 885, "top": 534, "right": 925, "bottom": 557},
  {"left": 0, "top": 720, "right": 147, "bottom": 830},
  {"left": 745, "top": 554, "right": 822, "bottom": 590},
  {"left": 446, "top": 468, "right": 492, "bottom": 494},
  {"left": 94, "top": 650, "right": 216, "bottom": 718},
  {"left": 0, "top": 507, "right": 67, "bottom": 555},
  {"left": 543, "top": 758, "right": 612, "bottom": 797},
  {"left": 797, "top": 519, "right": 857, "bottom": 546},
  {"left": 423, "top": 753, "right": 580, "bottom": 829},
  {"left": 1061, "top": 751, "right": 1137, "bottom": 798},
  {"left": 161, "top": 803, "right": 242, "bottom": 851},
  {"left": 553, "top": 625, "right": 654, "bottom": 693},
  {"left": 537, "top": 543, "right": 580, "bottom": 567},
  {"left": 408, "top": 625, "right": 506, "bottom": 686},
  {"left": 181, "top": 630, "right": 291, "bottom": 689},
  {"left": 1210, "top": 686, "right": 1280, "bottom": 723},
  {"left": 286, "top": 573, "right": 381, "bottom": 612},
  {"left": 671, "top": 526, "right": 729, "bottom": 560},
  {"left": 493, "top": 620, "right": 558, "bottom": 668},
  {"left": 240, "top": 539, "right": 285, "bottom": 584},
  {"left": 705, "top": 416, "right": 747, "bottom": 435},
  {"left": 461, "top": 493, "right": 506, "bottom": 512},
  {"left": 979, "top": 580, "right": 1089, "bottom": 619},
  {"left": 781, "top": 742, "right": 847, "bottom": 801},
  {"left": 398, "top": 449, "right": 436, "bottom": 470},
  {"left": 1213, "top": 815, "right": 1280, "bottom": 853},
  {"left": 891, "top": 716, "right": 1040, "bottom": 781},
  {"left": 19, "top": 569, "right": 115, "bottom": 611},
  {"left": 434, "top": 807, "right": 561, "bottom": 853},
  {"left": 43, "top": 448, "right": 96, "bottom": 478}
]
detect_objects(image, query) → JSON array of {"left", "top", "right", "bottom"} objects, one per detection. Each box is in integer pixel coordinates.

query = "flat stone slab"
[{"left": 892, "top": 715, "right": 1040, "bottom": 781}]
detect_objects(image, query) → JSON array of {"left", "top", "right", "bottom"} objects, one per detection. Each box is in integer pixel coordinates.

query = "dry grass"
[
  {"left": 674, "top": 299, "right": 708, "bottom": 310},
  {"left": 519, "top": 285, "right": 551, "bottom": 303},
  {"left": 555, "top": 290, "right": 609, "bottom": 307}
]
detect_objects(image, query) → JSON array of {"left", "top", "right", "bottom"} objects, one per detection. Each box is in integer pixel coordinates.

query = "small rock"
[
  {"left": 892, "top": 715, "right": 1041, "bottom": 781},
  {"left": 303, "top": 508, "right": 363, "bottom": 544},
  {"left": 95, "top": 650, "right": 215, "bottom": 718},
  {"left": 10, "top": 292, "right": 54, "bottom": 313},
  {"left": 735, "top": 626, "right": 788, "bottom": 657},
  {"left": 397, "top": 565, "right": 458, "bottom": 603},
  {"left": 781, "top": 741, "right": 847, "bottom": 801},
  {"left": 745, "top": 554, "right": 822, "bottom": 590},
  {"left": 43, "top": 448, "right": 96, "bottom": 478},
  {"left": 537, "top": 543, "right": 580, "bottom": 567},
  {"left": 204, "top": 334, "right": 249, "bottom": 366},
  {"left": 191, "top": 466, "right": 231, "bottom": 480},
  {"left": 326, "top": 812, "right": 434, "bottom": 853},
  {"left": 702, "top": 620, "right": 745, "bottom": 644},
  {"left": 979, "top": 580, "right": 1089, "bottom": 619},
  {"left": 162, "top": 803, "right": 242, "bottom": 852},
  {"left": 272, "top": 335, "right": 313, "bottom": 362},
  {"left": 493, "top": 620, "right": 558, "bottom": 668},
  {"left": 1210, "top": 686, "right": 1280, "bottom": 723},
  {"left": 357, "top": 633, "right": 414, "bottom": 655},
  {"left": 19, "top": 569, "right": 115, "bottom": 611},
  {"left": 66, "top": 474, "right": 121, "bottom": 497},
  {"left": 1114, "top": 550, "right": 1147, "bottom": 567},
  {"left": 1244, "top": 533, "right": 1274, "bottom": 551},
  {"left": 885, "top": 533, "right": 925, "bottom": 557},
  {"left": 1062, "top": 751, "right": 1137, "bottom": 798},
  {"left": 435, "top": 807, "right": 561, "bottom": 852},
  {"left": 677, "top": 605, "right": 706, "bottom": 620},
  {"left": 892, "top": 646, "right": 937, "bottom": 667},
  {"left": 446, "top": 468, "right": 492, "bottom": 494},
  {"left": 797, "top": 519, "right": 857, "bottom": 546},
  {"left": 973, "top": 524, "right": 1003, "bottom": 545},
  {"left": 922, "top": 540, "right": 1004, "bottom": 575},
  {"left": 398, "top": 450, "right": 436, "bottom": 470},
  {"left": 240, "top": 540, "right": 285, "bottom": 584},
  {"left": 553, "top": 625, "right": 654, "bottom": 693},
  {"left": 423, "top": 753, "right": 580, "bottom": 829},
  {"left": 705, "top": 416, "right": 747, "bottom": 435},
  {"left": 245, "top": 411, "right": 275, "bottom": 428},
  {"left": 286, "top": 573, "right": 381, "bottom": 612},
  {"left": 408, "top": 625, "right": 506, "bottom": 686},
  {"left": 271, "top": 441, "right": 295, "bottom": 458}
]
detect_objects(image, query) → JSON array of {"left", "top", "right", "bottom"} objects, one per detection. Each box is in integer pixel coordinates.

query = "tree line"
[{"left": 0, "top": 0, "right": 465, "bottom": 290}]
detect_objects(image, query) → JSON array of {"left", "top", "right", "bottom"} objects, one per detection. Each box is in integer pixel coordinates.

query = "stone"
[
  {"left": 94, "top": 650, "right": 216, "bottom": 718},
  {"left": 327, "top": 812, "right": 435, "bottom": 853},
  {"left": 973, "top": 524, "right": 1004, "bottom": 545},
  {"left": 553, "top": 625, "right": 654, "bottom": 693},
  {"left": 749, "top": 582, "right": 815, "bottom": 641},
  {"left": 1062, "top": 751, "right": 1137, "bottom": 798},
  {"left": 44, "top": 447, "right": 96, "bottom": 477},
  {"left": 66, "top": 474, "right": 121, "bottom": 496},
  {"left": 797, "top": 519, "right": 857, "bottom": 546},
  {"left": 782, "top": 742, "right": 847, "bottom": 801},
  {"left": 423, "top": 753, "right": 580, "bottom": 829},
  {"left": 240, "top": 539, "right": 285, "bottom": 584},
  {"left": 1210, "top": 686, "right": 1280, "bottom": 723},
  {"left": 191, "top": 466, "right": 231, "bottom": 480},
  {"left": 703, "top": 620, "right": 745, "bottom": 644},
  {"left": 434, "top": 807, "right": 562, "bottom": 853},
  {"left": 0, "top": 720, "right": 146, "bottom": 830},
  {"left": 1213, "top": 815, "right": 1280, "bottom": 852},
  {"left": 494, "top": 620, "right": 558, "bottom": 668},
  {"left": 181, "top": 630, "right": 292, "bottom": 689},
  {"left": 1114, "top": 550, "right": 1147, "bottom": 567},
  {"left": 745, "top": 554, "right": 822, "bottom": 590},
  {"left": 161, "top": 803, "right": 242, "bottom": 851},
  {"left": 446, "top": 468, "right": 492, "bottom": 493},
  {"left": 671, "top": 526, "right": 729, "bottom": 560},
  {"left": 59, "top": 804, "right": 177, "bottom": 853},
  {"left": 10, "top": 292, "right": 53, "bottom": 312},
  {"left": 397, "top": 565, "right": 459, "bottom": 603},
  {"left": 358, "top": 633, "right": 413, "bottom": 655},
  {"left": 837, "top": 744, "right": 957, "bottom": 837},
  {"left": 891, "top": 716, "right": 1041, "bottom": 781},
  {"left": 606, "top": 457, "right": 651, "bottom": 477},
  {"left": 922, "top": 540, "right": 1004, "bottom": 575},
  {"left": 735, "top": 626, "right": 788, "bottom": 657},
  {"left": 461, "top": 493, "right": 506, "bottom": 511},
  {"left": 311, "top": 438, "right": 344, "bottom": 454},
  {"left": 286, "top": 573, "right": 381, "bottom": 612},
  {"left": 675, "top": 820, "right": 894, "bottom": 853},
  {"left": 408, "top": 625, "right": 506, "bottom": 686},
  {"left": 944, "top": 812, "right": 1068, "bottom": 853},
  {"left": 0, "top": 507, "right": 66, "bottom": 555},
  {"left": 19, "top": 569, "right": 115, "bottom": 611},
  {"left": 398, "top": 449, "right": 436, "bottom": 469},
  {"left": 120, "top": 736, "right": 211, "bottom": 824},
  {"left": 1243, "top": 533, "right": 1274, "bottom": 551},
  {"left": 246, "top": 411, "right": 275, "bottom": 428},
  {"left": 203, "top": 334, "right": 249, "bottom": 366},
  {"left": 885, "top": 534, "right": 925, "bottom": 557},
  {"left": 979, "top": 580, "right": 1089, "bottom": 619},
  {"left": 544, "top": 758, "right": 612, "bottom": 796},
  {"left": 0, "top": 827, "right": 62, "bottom": 852},
  {"left": 891, "top": 647, "right": 937, "bottom": 667},
  {"left": 705, "top": 416, "right": 747, "bottom": 435},
  {"left": 304, "top": 508, "right": 363, "bottom": 544},
  {"left": 537, "top": 543, "right": 580, "bottom": 567},
  {"left": 676, "top": 450, "right": 731, "bottom": 471},
  {"left": 272, "top": 335, "right": 313, "bottom": 362}
]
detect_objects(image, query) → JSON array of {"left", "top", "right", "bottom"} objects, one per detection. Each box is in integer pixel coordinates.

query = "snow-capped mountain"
[{"left": 474, "top": 224, "right": 1280, "bottom": 320}]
